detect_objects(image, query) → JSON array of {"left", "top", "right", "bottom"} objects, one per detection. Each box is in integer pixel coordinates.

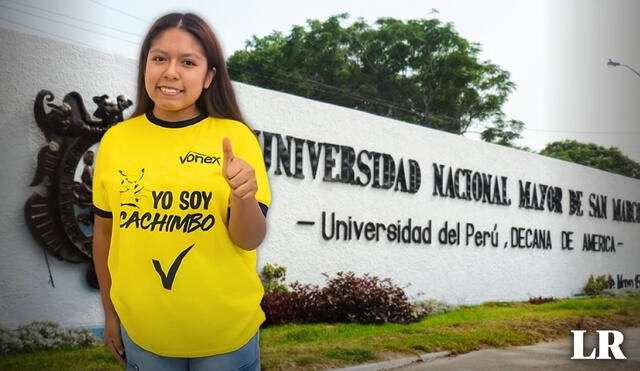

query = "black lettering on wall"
[
  {"left": 355, "top": 150, "right": 372, "bottom": 186},
  {"left": 340, "top": 145, "right": 356, "bottom": 185},
  {"left": 394, "top": 159, "right": 408, "bottom": 192},
  {"left": 433, "top": 163, "right": 445, "bottom": 196},
  {"left": 260, "top": 131, "right": 274, "bottom": 171},
  {"left": 510, "top": 227, "right": 552, "bottom": 249},
  {"left": 569, "top": 189, "right": 584, "bottom": 216},
  {"left": 292, "top": 137, "right": 306, "bottom": 179},
  {"left": 588, "top": 193, "right": 608, "bottom": 219},
  {"left": 381, "top": 154, "right": 395, "bottom": 190},
  {"left": 274, "top": 134, "right": 293, "bottom": 177},
  {"left": 408, "top": 159, "right": 421, "bottom": 194},
  {"left": 371, "top": 151, "right": 383, "bottom": 188},
  {"left": 446, "top": 168, "right": 456, "bottom": 198},
  {"left": 321, "top": 211, "right": 432, "bottom": 244},
  {"left": 323, "top": 143, "right": 340, "bottom": 182},
  {"left": 482, "top": 173, "right": 493, "bottom": 204},
  {"left": 518, "top": 181, "right": 562, "bottom": 214},
  {"left": 612, "top": 198, "right": 640, "bottom": 223},
  {"left": 561, "top": 231, "right": 574, "bottom": 250},
  {"left": 432, "top": 163, "right": 511, "bottom": 206},
  {"left": 582, "top": 233, "right": 616, "bottom": 252},
  {"left": 306, "top": 140, "right": 322, "bottom": 179}
]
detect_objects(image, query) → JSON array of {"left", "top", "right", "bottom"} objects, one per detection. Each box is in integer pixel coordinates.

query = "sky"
[{"left": 1, "top": 0, "right": 639, "bottom": 161}]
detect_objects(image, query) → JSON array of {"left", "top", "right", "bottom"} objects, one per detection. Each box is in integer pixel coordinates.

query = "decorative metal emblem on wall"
[{"left": 25, "top": 90, "right": 132, "bottom": 289}]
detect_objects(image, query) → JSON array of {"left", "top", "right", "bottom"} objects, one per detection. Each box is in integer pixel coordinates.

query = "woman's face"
[{"left": 144, "top": 27, "right": 215, "bottom": 121}]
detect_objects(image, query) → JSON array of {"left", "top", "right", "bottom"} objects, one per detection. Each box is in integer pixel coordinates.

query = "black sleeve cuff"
[
  {"left": 93, "top": 205, "right": 113, "bottom": 218},
  {"left": 226, "top": 202, "right": 269, "bottom": 223},
  {"left": 258, "top": 202, "right": 269, "bottom": 217}
]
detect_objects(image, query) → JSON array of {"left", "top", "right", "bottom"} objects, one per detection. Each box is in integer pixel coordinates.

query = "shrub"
[
  {"left": 260, "top": 268, "right": 419, "bottom": 326},
  {"left": 261, "top": 281, "right": 325, "bottom": 325},
  {"left": 529, "top": 296, "right": 556, "bottom": 305},
  {"left": 318, "top": 271, "right": 416, "bottom": 324},
  {"left": 260, "top": 263, "right": 288, "bottom": 293},
  {"left": 583, "top": 274, "right": 615, "bottom": 296},
  {"left": 412, "top": 299, "right": 458, "bottom": 317},
  {"left": 260, "top": 286, "right": 300, "bottom": 325},
  {"left": 483, "top": 301, "right": 517, "bottom": 307},
  {"left": 0, "top": 321, "right": 99, "bottom": 354},
  {"left": 0, "top": 326, "right": 23, "bottom": 354}
]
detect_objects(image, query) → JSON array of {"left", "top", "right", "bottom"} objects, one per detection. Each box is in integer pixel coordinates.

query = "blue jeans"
[{"left": 120, "top": 325, "right": 260, "bottom": 371}]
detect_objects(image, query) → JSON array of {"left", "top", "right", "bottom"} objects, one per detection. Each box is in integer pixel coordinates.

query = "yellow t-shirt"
[{"left": 92, "top": 112, "right": 270, "bottom": 357}]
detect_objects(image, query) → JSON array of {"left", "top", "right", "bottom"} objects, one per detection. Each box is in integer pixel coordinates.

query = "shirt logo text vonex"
[{"left": 179, "top": 151, "right": 221, "bottom": 165}]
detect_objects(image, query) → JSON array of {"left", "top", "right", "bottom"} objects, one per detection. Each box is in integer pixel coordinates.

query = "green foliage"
[
  {"left": 0, "top": 321, "right": 99, "bottom": 354},
  {"left": 583, "top": 274, "right": 615, "bottom": 296},
  {"left": 528, "top": 296, "right": 557, "bottom": 305},
  {"left": 260, "top": 263, "right": 289, "bottom": 293},
  {"left": 540, "top": 140, "right": 640, "bottom": 179},
  {"left": 412, "top": 299, "right": 458, "bottom": 317},
  {"left": 228, "top": 13, "right": 522, "bottom": 144},
  {"left": 322, "top": 347, "right": 377, "bottom": 363},
  {"left": 482, "top": 301, "right": 518, "bottom": 308},
  {"left": 2, "top": 297, "right": 639, "bottom": 371},
  {"left": 260, "top": 265, "right": 419, "bottom": 326},
  {"left": 480, "top": 116, "right": 526, "bottom": 148},
  {"left": 540, "top": 297, "right": 616, "bottom": 311}
]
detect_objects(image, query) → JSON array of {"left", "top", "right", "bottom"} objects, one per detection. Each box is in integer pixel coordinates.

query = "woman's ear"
[{"left": 204, "top": 67, "right": 217, "bottom": 89}]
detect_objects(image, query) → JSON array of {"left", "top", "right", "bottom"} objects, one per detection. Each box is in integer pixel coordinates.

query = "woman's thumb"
[{"left": 222, "top": 137, "right": 234, "bottom": 161}]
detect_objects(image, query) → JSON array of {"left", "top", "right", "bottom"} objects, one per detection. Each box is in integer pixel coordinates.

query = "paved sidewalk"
[
  {"left": 334, "top": 328, "right": 639, "bottom": 371},
  {"left": 397, "top": 328, "right": 640, "bottom": 370},
  {"left": 335, "top": 351, "right": 450, "bottom": 371}
]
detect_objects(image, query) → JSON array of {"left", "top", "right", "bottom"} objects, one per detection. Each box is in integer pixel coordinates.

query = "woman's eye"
[
  {"left": 183, "top": 60, "right": 196, "bottom": 66},
  {"left": 151, "top": 56, "right": 165, "bottom": 62}
]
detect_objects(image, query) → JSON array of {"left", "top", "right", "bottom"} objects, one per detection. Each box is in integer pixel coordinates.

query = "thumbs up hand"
[{"left": 222, "top": 137, "right": 257, "bottom": 201}]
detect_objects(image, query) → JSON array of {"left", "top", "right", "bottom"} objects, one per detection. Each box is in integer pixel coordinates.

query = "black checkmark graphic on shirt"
[{"left": 152, "top": 244, "right": 194, "bottom": 290}]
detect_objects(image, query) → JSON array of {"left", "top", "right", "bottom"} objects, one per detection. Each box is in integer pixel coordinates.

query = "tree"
[
  {"left": 228, "top": 13, "right": 523, "bottom": 143},
  {"left": 480, "top": 116, "right": 529, "bottom": 150},
  {"left": 539, "top": 140, "right": 640, "bottom": 179}
]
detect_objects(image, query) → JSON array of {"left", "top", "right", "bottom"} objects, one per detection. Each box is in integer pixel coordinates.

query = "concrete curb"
[{"left": 332, "top": 351, "right": 451, "bottom": 371}]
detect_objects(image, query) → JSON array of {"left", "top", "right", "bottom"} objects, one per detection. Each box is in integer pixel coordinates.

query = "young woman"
[{"left": 92, "top": 13, "right": 270, "bottom": 371}]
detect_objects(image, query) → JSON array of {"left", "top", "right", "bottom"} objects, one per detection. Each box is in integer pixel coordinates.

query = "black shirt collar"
[{"left": 146, "top": 110, "right": 208, "bottom": 128}]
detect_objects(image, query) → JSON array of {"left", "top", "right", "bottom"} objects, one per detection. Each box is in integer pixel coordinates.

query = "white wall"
[
  {"left": 245, "top": 85, "right": 640, "bottom": 305},
  {"left": 1, "top": 27, "right": 638, "bottom": 330},
  {"left": 0, "top": 27, "right": 137, "bottom": 329}
]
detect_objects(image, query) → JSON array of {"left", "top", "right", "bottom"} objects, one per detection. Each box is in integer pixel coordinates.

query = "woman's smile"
[{"left": 158, "top": 86, "right": 184, "bottom": 96}]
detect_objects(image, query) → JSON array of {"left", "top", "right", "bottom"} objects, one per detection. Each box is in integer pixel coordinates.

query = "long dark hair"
[{"left": 131, "top": 13, "right": 246, "bottom": 124}]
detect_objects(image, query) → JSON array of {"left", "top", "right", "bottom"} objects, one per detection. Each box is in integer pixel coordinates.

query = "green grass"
[
  {"left": 322, "top": 347, "right": 376, "bottom": 362},
  {"left": 2, "top": 297, "right": 639, "bottom": 371},
  {"left": 0, "top": 345, "right": 122, "bottom": 371}
]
